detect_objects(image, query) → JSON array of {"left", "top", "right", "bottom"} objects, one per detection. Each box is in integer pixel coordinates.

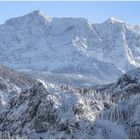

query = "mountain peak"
[
  {"left": 29, "top": 10, "right": 47, "bottom": 17},
  {"left": 5, "top": 10, "right": 52, "bottom": 25},
  {"left": 105, "top": 17, "right": 127, "bottom": 24},
  {"left": 31, "top": 10, "right": 42, "bottom": 14},
  {"left": 27, "top": 10, "right": 52, "bottom": 21}
]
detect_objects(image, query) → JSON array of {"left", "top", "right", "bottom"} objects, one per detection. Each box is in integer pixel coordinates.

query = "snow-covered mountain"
[
  {"left": 1, "top": 10, "right": 140, "bottom": 84},
  {"left": 1, "top": 65, "right": 140, "bottom": 139},
  {"left": 1, "top": 10, "right": 140, "bottom": 139},
  {"left": 99, "top": 68, "right": 140, "bottom": 139},
  {"left": 0, "top": 64, "right": 35, "bottom": 107}
]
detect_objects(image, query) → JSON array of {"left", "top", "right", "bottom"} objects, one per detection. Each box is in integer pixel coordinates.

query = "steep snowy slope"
[
  {"left": 0, "top": 65, "right": 140, "bottom": 139},
  {"left": 0, "top": 11, "right": 140, "bottom": 84},
  {"left": 0, "top": 64, "right": 35, "bottom": 107},
  {"left": 97, "top": 68, "right": 140, "bottom": 139},
  {"left": 0, "top": 65, "right": 107, "bottom": 138},
  {"left": 92, "top": 17, "right": 140, "bottom": 71},
  {"left": 0, "top": 65, "right": 126, "bottom": 139}
]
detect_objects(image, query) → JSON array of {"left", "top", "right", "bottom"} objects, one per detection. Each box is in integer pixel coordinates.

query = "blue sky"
[{"left": 0, "top": 1, "right": 139, "bottom": 25}]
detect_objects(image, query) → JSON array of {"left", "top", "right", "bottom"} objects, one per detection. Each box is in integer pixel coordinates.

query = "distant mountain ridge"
[{"left": 0, "top": 10, "right": 140, "bottom": 84}]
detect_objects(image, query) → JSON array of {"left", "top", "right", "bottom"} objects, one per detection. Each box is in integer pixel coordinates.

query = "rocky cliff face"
[
  {"left": 0, "top": 65, "right": 140, "bottom": 139},
  {"left": 0, "top": 10, "right": 140, "bottom": 139},
  {"left": 99, "top": 68, "right": 140, "bottom": 139},
  {"left": 0, "top": 64, "right": 35, "bottom": 107},
  {"left": 0, "top": 66, "right": 105, "bottom": 138},
  {"left": 1, "top": 11, "right": 140, "bottom": 84}
]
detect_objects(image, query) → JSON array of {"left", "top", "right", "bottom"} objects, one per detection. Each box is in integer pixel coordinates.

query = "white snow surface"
[
  {"left": 0, "top": 10, "right": 140, "bottom": 84},
  {"left": 0, "top": 65, "right": 140, "bottom": 139},
  {"left": 1, "top": 10, "right": 140, "bottom": 139}
]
